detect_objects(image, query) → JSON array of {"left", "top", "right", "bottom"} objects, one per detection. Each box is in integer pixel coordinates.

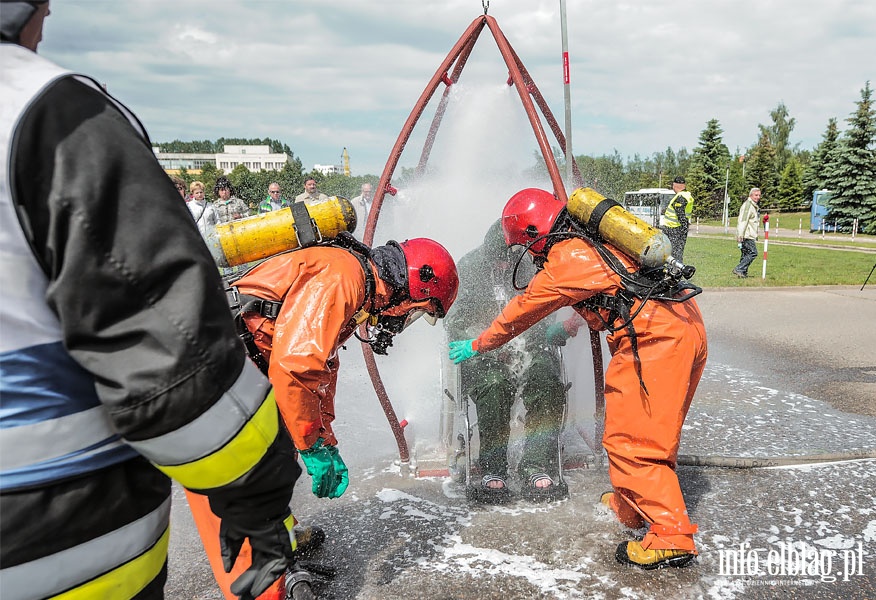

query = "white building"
[
  {"left": 153, "top": 145, "right": 290, "bottom": 174},
  {"left": 313, "top": 164, "right": 342, "bottom": 176}
]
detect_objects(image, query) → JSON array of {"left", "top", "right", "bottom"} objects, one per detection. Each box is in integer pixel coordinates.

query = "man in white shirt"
[{"left": 351, "top": 183, "right": 374, "bottom": 239}]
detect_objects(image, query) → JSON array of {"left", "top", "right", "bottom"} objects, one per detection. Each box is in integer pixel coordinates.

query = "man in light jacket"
[{"left": 733, "top": 188, "right": 761, "bottom": 278}]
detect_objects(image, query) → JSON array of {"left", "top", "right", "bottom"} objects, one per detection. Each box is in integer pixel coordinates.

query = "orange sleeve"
[
  {"left": 474, "top": 238, "right": 615, "bottom": 353},
  {"left": 254, "top": 250, "right": 366, "bottom": 450}
]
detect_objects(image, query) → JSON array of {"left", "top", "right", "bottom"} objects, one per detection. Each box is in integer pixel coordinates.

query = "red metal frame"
[{"left": 359, "top": 14, "right": 603, "bottom": 466}]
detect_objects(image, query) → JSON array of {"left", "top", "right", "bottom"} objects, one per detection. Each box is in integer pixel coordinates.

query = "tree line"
[
  {"left": 160, "top": 80, "right": 875, "bottom": 234},
  {"left": 554, "top": 81, "right": 874, "bottom": 234}
]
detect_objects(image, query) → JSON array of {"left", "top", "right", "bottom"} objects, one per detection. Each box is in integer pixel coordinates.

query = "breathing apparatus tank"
[
  {"left": 566, "top": 187, "right": 673, "bottom": 269},
  {"left": 205, "top": 196, "right": 357, "bottom": 268}
]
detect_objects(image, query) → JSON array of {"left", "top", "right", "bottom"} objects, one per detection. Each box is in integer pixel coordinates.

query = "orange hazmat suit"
[
  {"left": 234, "top": 246, "right": 394, "bottom": 450},
  {"left": 189, "top": 246, "right": 391, "bottom": 600},
  {"left": 474, "top": 237, "right": 707, "bottom": 552}
]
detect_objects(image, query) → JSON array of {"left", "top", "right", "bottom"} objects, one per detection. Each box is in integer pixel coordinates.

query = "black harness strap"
[
  {"left": 234, "top": 314, "right": 271, "bottom": 376},
  {"left": 229, "top": 237, "right": 377, "bottom": 374},
  {"left": 237, "top": 294, "right": 283, "bottom": 319},
  {"left": 578, "top": 291, "right": 649, "bottom": 395},
  {"left": 583, "top": 197, "right": 622, "bottom": 237},
  {"left": 555, "top": 204, "right": 702, "bottom": 395},
  {"left": 290, "top": 201, "right": 321, "bottom": 248}
]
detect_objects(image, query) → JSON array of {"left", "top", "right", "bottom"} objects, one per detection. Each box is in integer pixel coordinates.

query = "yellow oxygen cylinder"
[
  {"left": 205, "top": 196, "right": 357, "bottom": 267},
  {"left": 566, "top": 187, "right": 672, "bottom": 268}
]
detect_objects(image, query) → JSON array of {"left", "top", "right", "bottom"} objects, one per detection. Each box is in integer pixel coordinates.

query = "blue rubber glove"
[
  {"left": 325, "top": 445, "right": 349, "bottom": 499},
  {"left": 448, "top": 339, "right": 479, "bottom": 364},
  {"left": 545, "top": 322, "right": 571, "bottom": 346},
  {"left": 298, "top": 438, "right": 337, "bottom": 498}
]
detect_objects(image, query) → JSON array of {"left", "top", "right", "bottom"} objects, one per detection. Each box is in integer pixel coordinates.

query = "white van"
[{"left": 622, "top": 188, "right": 675, "bottom": 228}]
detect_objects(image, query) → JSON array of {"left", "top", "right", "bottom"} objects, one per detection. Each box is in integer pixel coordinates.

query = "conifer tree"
[
  {"left": 823, "top": 81, "right": 876, "bottom": 233},
  {"left": 746, "top": 132, "right": 779, "bottom": 209},
  {"left": 759, "top": 102, "right": 797, "bottom": 174},
  {"left": 689, "top": 119, "right": 729, "bottom": 219},
  {"left": 777, "top": 157, "right": 804, "bottom": 211},
  {"left": 802, "top": 118, "right": 840, "bottom": 204}
]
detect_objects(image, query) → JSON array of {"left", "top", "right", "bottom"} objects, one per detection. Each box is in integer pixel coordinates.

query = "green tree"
[
  {"left": 759, "top": 102, "right": 797, "bottom": 174},
  {"left": 776, "top": 157, "right": 804, "bottom": 211},
  {"left": 727, "top": 152, "right": 747, "bottom": 216},
  {"left": 823, "top": 81, "right": 876, "bottom": 233},
  {"left": 570, "top": 151, "right": 626, "bottom": 199},
  {"left": 802, "top": 118, "right": 840, "bottom": 204},
  {"left": 746, "top": 132, "right": 779, "bottom": 209},
  {"left": 320, "top": 174, "right": 378, "bottom": 200},
  {"left": 198, "top": 163, "right": 223, "bottom": 199},
  {"left": 156, "top": 139, "right": 216, "bottom": 153},
  {"left": 228, "top": 164, "right": 261, "bottom": 213},
  {"left": 277, "top": 160, "right": 305, "bottom": 199},
  {"left": 688, "top": 118, "right": 729, "bottom": 219}
]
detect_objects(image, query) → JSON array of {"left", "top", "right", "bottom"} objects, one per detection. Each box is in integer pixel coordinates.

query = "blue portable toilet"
[{"left": 810, "top": 189, "right": 836, "bottom": 232}]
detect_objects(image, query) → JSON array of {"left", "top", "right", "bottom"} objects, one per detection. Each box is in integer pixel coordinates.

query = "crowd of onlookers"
[{"left": 171, "top": 173, "right": 376, "bottom": 240}]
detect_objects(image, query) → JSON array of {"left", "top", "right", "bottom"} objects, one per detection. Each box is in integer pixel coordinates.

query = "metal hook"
[{"left": 483, "top": 0, "right": 489, "bottom": 15}]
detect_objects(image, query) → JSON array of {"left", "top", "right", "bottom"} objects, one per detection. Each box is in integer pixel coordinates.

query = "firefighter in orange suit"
[
  {"left": 188, "top": 234, "right": 458, "bottom": 598},
  {"left": 449, "top": 189, "right": 707, "bottom": 570},
  {"left": 234, "top": 235, "right": 458, "bottom": 469}
]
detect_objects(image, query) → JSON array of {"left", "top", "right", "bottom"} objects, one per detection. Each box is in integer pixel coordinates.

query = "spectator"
[
  {"left": 213, "top": 176, "right": 248, "bottom": 223},
  {"left": 733, "top": 188, "right": 761, "bottom": 278},
  {"left": 170, "top": 174, "right": 187, "bottom": 200},
  {"left": 660, "top": 176, "right": 693, "bottom": 261},
  {"left": 295, "top": 176, "right": 328, "bottom": 205},
  {"left": 351, "top": 182, "right": 374, "bottom": 238},
  {"left": 0, "top": 4, "right": 302, "bottom": 598},
  {"left": 444, "top": 220, "right": 568, "bottom": 503},
  {"left": 259, "top": 181, "right": 290, "bottom": 213},
  {"left": 187, "top": 180, "right": 217, "bottom": 237}
]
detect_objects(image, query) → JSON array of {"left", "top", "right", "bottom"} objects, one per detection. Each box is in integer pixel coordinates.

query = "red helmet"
[
  {"left": 501, "top": 188, "right": 565, "bottom": 254},
  {"left": 398, "top": 238, "right": 459, "bottom": 318}
]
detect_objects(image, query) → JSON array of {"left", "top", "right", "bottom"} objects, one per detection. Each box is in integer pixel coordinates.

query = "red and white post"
[{"left": 761, "top": 213, "right": 770, "bottom": 280}]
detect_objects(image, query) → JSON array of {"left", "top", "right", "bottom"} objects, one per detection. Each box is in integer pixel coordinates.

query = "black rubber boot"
[{"left": 293, "top": 524, "right": 326, "bottom": 559}]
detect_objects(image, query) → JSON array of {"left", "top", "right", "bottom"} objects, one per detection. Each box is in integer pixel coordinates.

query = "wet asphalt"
[{"left": 167, "top": 285, "right": 876, "bottom": 599}]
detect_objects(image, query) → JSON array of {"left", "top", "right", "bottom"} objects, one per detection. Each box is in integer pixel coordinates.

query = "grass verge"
[{"left": 684, "top": 236, "right": 876, "bottom": 288}]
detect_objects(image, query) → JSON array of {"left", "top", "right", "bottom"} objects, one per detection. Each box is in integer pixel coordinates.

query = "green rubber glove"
[
  {"left": 298, "top": 438, "right": 337, "bottom": 498},
  {"left": 448, "top": 339, "right": 479, "bottom": 364},
  {"left": 545, "top": 322, "right": 571, "bottom": 346},
  {"left": 325, "top": 445, "right": 349, "bottom": 499}
]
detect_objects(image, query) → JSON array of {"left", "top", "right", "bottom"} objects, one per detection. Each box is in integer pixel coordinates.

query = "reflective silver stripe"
[
  {"left": 126, "top": 359, "right": 270, "bottom": 466},
  {"left": 0, "top": 405, "right": 119, "bottom": 471},
  {"left": 0, "top": 497, "right": 170, "bottom": 599},
  {"left": 0, "top": 45, "right": 68, "bottom": 354}
]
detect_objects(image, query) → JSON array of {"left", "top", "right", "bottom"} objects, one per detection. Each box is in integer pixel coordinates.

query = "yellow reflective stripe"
[
  {"left": 155, "top": 392, "right": 279, "bottom": 490},
  {"left": 51, "top": 528, "right": 169, "bottom": 600},
  {"left": 285, "top": 513, "right": 297, "bottom": 552}
]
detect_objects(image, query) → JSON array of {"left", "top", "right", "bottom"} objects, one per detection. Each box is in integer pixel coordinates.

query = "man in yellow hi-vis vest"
[{"left": 661, "top": 176, "right": 694, "bottom": 261}]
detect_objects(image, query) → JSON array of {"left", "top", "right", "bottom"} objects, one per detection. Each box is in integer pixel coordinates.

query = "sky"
[{"left": 36, "top": 0, "right": 876, "bottom": 177}]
